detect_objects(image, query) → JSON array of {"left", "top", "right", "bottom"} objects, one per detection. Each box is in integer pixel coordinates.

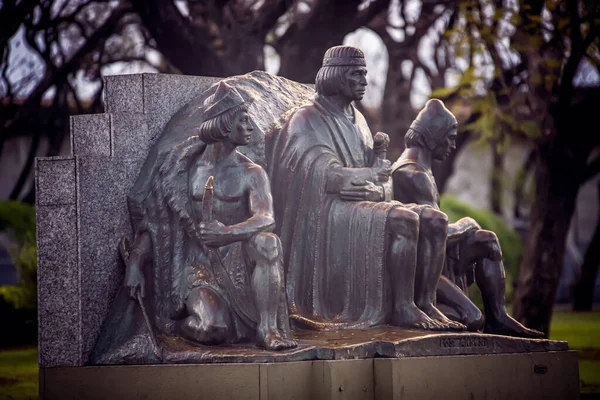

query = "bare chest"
[{"left": 190, "top": 164, "right": 247, "bottom": 203}]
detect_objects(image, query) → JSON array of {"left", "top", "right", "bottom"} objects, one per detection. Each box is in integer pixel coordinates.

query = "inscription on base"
[{"left": 440, "top": 337, "right": 489, "bottom": 349}]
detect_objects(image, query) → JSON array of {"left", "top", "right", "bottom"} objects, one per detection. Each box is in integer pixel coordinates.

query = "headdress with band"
[
  {"left": 321, "top": 45, "right": 366, "bottom": 68},
  {"left": 203, "top": 81, "right": 248, "bottom": 121},
  {"left": 322, "top": 57, "right": 366, "bottom": 67},
  {"left": 409, "top": 99, "right": 457, "bottom": 151}
]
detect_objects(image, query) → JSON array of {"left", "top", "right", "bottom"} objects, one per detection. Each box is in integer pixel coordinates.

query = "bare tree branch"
[
  {"left": 3, "top": 3, "right": 133, "bottom": 134},
  {"left": 0, "top": 0, "right": 38, "bottom": 57}
]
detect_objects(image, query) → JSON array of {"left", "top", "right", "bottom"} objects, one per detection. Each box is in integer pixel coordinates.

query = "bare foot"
[
  {"left": 485, "top": 313, "right": 544, "bottom": 338},
  {"left": 258, "top": 328, "right": 298, "bottom": 350},
  {"left": 419, "top": 303, "right": 466, "bottom": 331},
  {"left": 391, "top": 304, "right": 447, "bottom": 330}
]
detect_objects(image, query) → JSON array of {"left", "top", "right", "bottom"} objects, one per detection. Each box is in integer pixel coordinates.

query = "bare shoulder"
[
  {"left": 411, "top": 170, "right": 436, "bottom": 190},
  {"left": 393, "top": 165, "right": 437, "bottom": 205},
  {"left": 235, "top": 153, "right": 270, "bottom": 185},
  {"left": 395, "top": 165, "right": 434, "bottom": 187}
]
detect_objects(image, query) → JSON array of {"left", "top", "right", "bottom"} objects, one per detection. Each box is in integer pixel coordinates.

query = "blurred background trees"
[{"left": 1, "top": 0, "right": 599, "bottom": 337}]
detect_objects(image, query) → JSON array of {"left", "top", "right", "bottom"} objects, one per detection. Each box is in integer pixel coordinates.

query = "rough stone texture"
[
  {"left": 36, "top": 205, "right": 80, "bottom": 366},
  {"left": 104, "top": 74, "right": 143, "bottom": 114},
  {"left": 71, "top": 114, "right": 111, "bottom": 156},
  {"left": 77, "top": 156, "right": 142, "bottom": 362},
  {"left": 110, "top": 113, "right": 149, "bottom": 161},
  {"left": 142, "top": 73, "right": 221, "bottom": 141},
  {"left": 37, "top": 73, "right": 220, "bottom": 367},
  {"left": 36, "top": 157, "right": 76, "bottom": 206}
]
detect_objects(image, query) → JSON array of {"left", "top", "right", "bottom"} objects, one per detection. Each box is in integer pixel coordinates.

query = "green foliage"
[
  {"left": 440, "top": 194, "right": 524, "bottom": 304},
  {"left": 0, "top": 201, "right": 37, "bottom": 311},
  {"left": 0, "top": 201, "right": 37, "bottom": 347},
  {"left": 0, "top": 240, "right": 37, "bottom": 310},
  {"left": 0, "top": 200, "right": 36, "bottom": 245}
]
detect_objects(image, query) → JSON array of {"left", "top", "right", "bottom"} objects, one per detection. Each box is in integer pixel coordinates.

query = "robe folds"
[{"left": 268, "top": 95, "right": 401, "bottom": 330}]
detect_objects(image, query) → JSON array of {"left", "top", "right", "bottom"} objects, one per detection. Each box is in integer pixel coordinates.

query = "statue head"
[
  {"left": 199, "top": 81, "right": 253, "bottom": 146},
  {"left": 405, "top": 99, "right": 458, "bottom": 161},
  {"left": 316, "top": 45, "right": 367, "bottom": 102}
]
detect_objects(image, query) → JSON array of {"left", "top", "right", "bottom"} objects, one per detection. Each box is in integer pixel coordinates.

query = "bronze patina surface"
[
  {"left": 89, "top": 47, "right": 546, "bottom": 366},
  {"left": 93, "top": 328, "right": 568, "bottom": 364}
]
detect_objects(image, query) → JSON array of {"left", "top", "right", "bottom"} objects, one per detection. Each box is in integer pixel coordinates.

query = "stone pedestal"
[{"left": 40, "top": 351, "right": 578, "bottom": 400}]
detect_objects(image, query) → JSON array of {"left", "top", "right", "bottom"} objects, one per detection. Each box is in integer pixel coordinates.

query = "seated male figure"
[
  {"left": 392, "top": 99, "right": 542, "bottom": 337},
  {"left": 269, "top": 46, "right": 464, "bottom": 331}
]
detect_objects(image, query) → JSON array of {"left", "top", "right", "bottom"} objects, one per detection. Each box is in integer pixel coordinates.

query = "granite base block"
[
  {"left": 375, "top": 350, "right": 580, "bottom": 400},
  {"left": 36, "top": 205, "right": 80, "bottom": 367},
  {"left": 40, "top": 351, "right": 579, "bottom": 400},
  {"left": 35, "top": 157, "right": 76, "bottom": 206},
  {"left": 142, "top": 74, "right": 220, "bottom": 140},
  {"left": 110, "top": 113, "right": 149, "bottom": 161},
  {"left": 76, "top": 156, "right": 143, "bottom": 362},
  {"left": 104, "top": 74, "right": 143, "bottom": 114},
  {"left": 71, "top": 114, "right": 111, "bottom": 156}
]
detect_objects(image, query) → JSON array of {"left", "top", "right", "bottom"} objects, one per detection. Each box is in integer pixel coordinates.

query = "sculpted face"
[
  {"left": 228, "top": 110, "right": 253, "bottom": 146},
  {"left": 433, "top": 125, "right": 457, "bottom": 161},
  {"left": 342, "top": 66, "right": 368, "bottom": 101}
]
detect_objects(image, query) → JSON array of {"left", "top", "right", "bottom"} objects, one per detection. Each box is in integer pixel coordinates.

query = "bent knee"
[
  {"left": 474, "top": 230, "right": 498, "bottom": 243},
  {"left": 463, "top": 307, "right": 484, "bottom": 331},
  {"left": 473, "top": 230, "right": 502, "bottom": 260},
  {"left": 249, "top": 232, "right": 281, "bottom": 262},
  {"left": 421, "top": 208, "right": 448, "bottom": 232},
  {"left": 388, "top": 207, "right": 419, "bottom": 235}
]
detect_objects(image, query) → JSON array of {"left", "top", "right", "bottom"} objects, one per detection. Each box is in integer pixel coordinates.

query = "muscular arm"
[
  {"left": 226, "top": 165, "right": 276, "bottom": 242},
  {"left": 393, "top": 167, "right": 479, "bottom": 243}
]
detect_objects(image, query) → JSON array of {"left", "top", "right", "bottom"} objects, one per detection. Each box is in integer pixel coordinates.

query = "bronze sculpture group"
[{"left": 92, "top": 45, "right": 541, "bottom": 363}]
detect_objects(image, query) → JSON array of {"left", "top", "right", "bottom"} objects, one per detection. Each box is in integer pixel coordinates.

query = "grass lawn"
[
  {"left": 549, "top": 310, "right": 600, "bottom": 394},
  {"left": 0, "top": 347, "right": 37, "bottom": 400},
  {"left": 0, "top": 310, "right": 598, "bottom": 398}
]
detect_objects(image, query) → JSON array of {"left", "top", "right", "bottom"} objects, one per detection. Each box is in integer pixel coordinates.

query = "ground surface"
[
  {"left": 549, "top": 310, "right": 600, "bottom": 393},
  {"left": 0, "top": 310, "right": 598, "bottom": 399},
  {"left": 0, "top": 347, "right": 37, "bottom": 399}
]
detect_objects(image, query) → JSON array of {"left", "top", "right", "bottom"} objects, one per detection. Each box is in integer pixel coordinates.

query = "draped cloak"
[
  {"left": 91, "top": 71, "right": 309, "bottom": 364},
  {"left": 91, "top": 136, "right": 290, "bottom": 364},
  {"left": 267, "top": 95, "right": 399, "bottom": 330}
]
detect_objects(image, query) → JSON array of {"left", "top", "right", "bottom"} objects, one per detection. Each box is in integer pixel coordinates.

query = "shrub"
[{"left": 0, "top": 201, "right": 37, "bottom": 346}]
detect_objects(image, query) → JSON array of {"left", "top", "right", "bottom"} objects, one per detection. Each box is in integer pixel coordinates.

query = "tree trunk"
[
  {"left": 277, "top": 0, "right": 389, "bottom": 83},
  {"left": 277, "top": 27, "right": 346, "bottom": 83},
  {"left": 512, "top": 142, "right": 581, "bottom": 336},
  {"left": 133, "top": 0, "right": 266, "bottom": 77},
  {"left": 379, "top": 54, "right": 415, "bottom": 162},
  {"left": 491, "top": 141, "right": 503, "bottom": 214},
  {"left": 572, "top": 182, "right": 600, "bottom": 311},
  {"left": 10, "top": 131, "right": 40, "bottom": 201}
]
